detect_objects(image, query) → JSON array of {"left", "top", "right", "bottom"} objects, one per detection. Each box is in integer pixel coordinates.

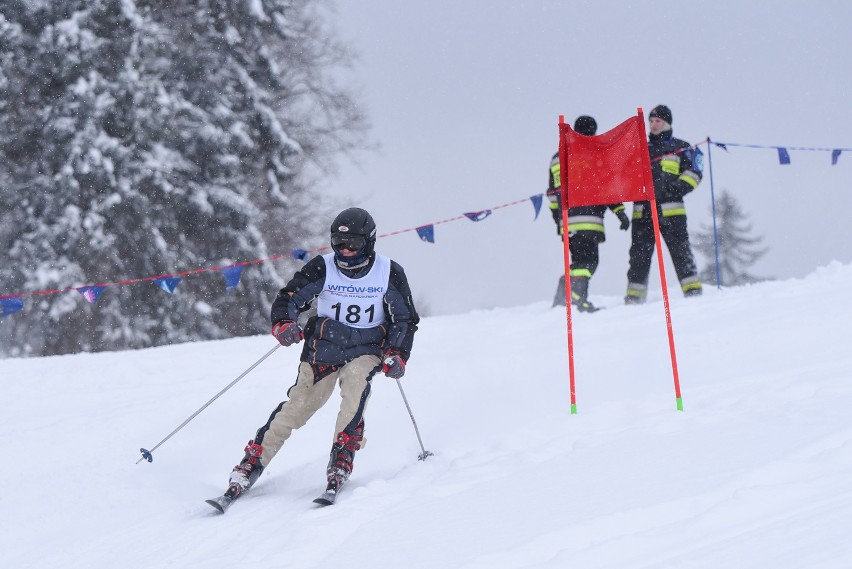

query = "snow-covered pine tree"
[
  {"left": 0, "top": 0, "right": 368, "bottom": 356},
  {"left": 694, "top": 190, "right": 771, "bottom": 287}
]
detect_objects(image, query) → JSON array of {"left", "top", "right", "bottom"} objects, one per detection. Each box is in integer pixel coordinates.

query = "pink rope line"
[
  {"left": 381, "top": 195, "right": 534, "bottom": 238},
  {"left": 0, "top": 197, "right": 535, "bottom": 301},
  {"left": 1, "top": 256, "right": 279, "bottom": 300}
]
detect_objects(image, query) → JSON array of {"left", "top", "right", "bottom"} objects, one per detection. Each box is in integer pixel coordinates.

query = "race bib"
[{"left": 317, "top": 253, "right": 390, "bottom": 329}]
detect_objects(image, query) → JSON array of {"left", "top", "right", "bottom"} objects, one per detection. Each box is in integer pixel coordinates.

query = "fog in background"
[{"left": 321, "top": 0, "right": 852, "bottom": 315}]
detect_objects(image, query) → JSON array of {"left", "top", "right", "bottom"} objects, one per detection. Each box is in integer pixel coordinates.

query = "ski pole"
[
  {"left": 394, "top": 378, "right": 433, "bottom": 461},
  {"left": 137, "top": 344, "right": 280, "bottom": 464}
]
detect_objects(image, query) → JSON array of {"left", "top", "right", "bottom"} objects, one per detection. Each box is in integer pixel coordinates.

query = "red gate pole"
[
  {"left": 636, "top": 108, "right": 684, "bottom": 411},
  {"left": 558, "top": 115, "right": 578, "bottom": 414}
]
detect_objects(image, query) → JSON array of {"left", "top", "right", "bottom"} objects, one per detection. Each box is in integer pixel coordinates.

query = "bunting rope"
[
  {"left": 710, "top": 138, "right": 850, "bottom": 165},
  {"left": 0, "top": 255, "right": 288, "bottom": 303},
  {"left": 0, "top": 136, "right": 847, "bottom": 317},
  {"left": 710, "top": 140, "right": 852, "bottom": 153}
]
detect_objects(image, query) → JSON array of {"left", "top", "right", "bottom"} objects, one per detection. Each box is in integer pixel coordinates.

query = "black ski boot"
[{"left": 570, "top": 276, "right": 600, "bottom": 313}]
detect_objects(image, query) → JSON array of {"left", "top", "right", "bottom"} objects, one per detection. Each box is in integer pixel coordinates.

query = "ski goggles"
[{"left": 331, "top": 234, "right": 367, "bottom": 252}]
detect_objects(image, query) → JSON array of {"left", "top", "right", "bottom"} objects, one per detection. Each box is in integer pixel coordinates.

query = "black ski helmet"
[{"left": 330, "top": 207, "right": 377, "bottom": 267}]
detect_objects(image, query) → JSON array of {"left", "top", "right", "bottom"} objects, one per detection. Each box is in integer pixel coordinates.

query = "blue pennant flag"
[
  {"left": 291, "top": 249, "right": 308, "bottom": 261},
  {"left": 154, "top": 277, "right": 182, "bottom": 294},
  {"left": 221, "top": 265, "right": 244, "bottom": 292},
  {"left": 78, "top": 286, "right": 106, "bottom": 304},
  {"left": 693, "top": 147, "right": 705, "bottom": 173},
  {"left": 1, "top": 297, "right": 24, "bottom": 317},
  {"left": 530, "top": 195, "right": 543, "bottom": 220},
  {"left": 777, "top": 147, "right": 791, "bottom": 165},
  {"left": 464, "top": 210, "right": 492, "bottom": 222},
  {"left": 832, "top": 149, "right": 842, "bottom": 166},
  {"left": 416, "top": 225, "right": 435, "bottom": 243}
]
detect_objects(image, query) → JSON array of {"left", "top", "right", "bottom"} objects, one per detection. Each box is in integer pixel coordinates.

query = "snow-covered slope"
[{"left": 2, "top": 262, "right": 851, "bottom": 569}]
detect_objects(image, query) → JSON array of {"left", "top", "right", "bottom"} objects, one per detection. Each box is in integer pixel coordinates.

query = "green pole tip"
[
  {"left": 570, "top": 403, "right": 578, "bottom": 415},
  {"left": 676, "top": 397, "right": 684, "bottom": 411}
]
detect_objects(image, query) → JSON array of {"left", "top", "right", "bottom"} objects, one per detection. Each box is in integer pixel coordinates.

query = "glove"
[
  {"left": 271, "top": 321, "right": 303, "bottom": 347},
  {"left": 670, "top": 178, "right": 695, "bottom": 199},
  {"left": 617, "top": 211, "right": 630, "bottom": 231},
  {"left": 381, "top": 349, "right": 406, "bottom": 379}
]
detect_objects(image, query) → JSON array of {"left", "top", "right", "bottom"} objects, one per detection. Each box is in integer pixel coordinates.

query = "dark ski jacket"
[
  {"left": 633, "top": 130, "right": 703, "bottom": 220},
  {"left": 271, "top": 253, "right": 419, "bottom": 366}
]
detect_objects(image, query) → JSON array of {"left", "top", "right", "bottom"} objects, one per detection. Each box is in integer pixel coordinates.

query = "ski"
[
  {"left": 312, "top": 491, "right": 337, "bottom": 507},
  {"left": 205, "top": 494, "right": 236, "bottom": 514},
  {"left": 313, "top": 476, "right": 345, "bottom": 506}
]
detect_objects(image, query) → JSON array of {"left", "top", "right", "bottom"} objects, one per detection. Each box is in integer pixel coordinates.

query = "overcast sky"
[{"left": 328, "top": 0, "right": 852, "bottom": 315}]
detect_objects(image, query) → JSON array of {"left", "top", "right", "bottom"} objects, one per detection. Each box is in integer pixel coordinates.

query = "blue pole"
[{"left": 706, "top": 138, "right": 722, "bottom": 288}]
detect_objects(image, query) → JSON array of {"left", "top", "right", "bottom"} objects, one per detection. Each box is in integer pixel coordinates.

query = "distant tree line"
[{"left": 0, "top": 0, "right": 368, "bottom": 356}]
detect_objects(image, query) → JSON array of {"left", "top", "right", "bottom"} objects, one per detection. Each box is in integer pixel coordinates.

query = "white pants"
[{"left": 254, "top": 354, "right": 381, "bottom": 467}]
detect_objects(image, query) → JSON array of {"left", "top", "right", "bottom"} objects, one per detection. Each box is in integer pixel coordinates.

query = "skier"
[
  {"left": 547, "top": 115, "right": 630, "bottom": 311},
  {"left": 218, "top": 207, "right": 419, "bottom": 507},
  {"left": 625, "top": 105, "right": 703, "bottom": 303}
]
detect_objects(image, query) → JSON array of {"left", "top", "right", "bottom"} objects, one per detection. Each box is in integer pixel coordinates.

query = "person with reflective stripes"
[
  {"left": 548, "top": 115, "right": 630, "bottom": 311},
  {"left": 625, "top": 105, "right": 704, "bottom": 304}
]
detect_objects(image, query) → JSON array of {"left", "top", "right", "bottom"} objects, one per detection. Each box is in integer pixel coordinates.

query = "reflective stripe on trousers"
[{"left": 567, "top": 214, "right": 605, "bottom": 233}]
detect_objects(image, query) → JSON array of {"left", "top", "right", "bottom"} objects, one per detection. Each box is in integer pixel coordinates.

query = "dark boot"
[
  {"left": 225, "top": 441, "right": 264, "bottom": 499},
  {"left": 684, "top": 286, "right": 703, "bottom": 298},
  {"left": 570, "top": 276, "right": 599, "bottom": 313}
]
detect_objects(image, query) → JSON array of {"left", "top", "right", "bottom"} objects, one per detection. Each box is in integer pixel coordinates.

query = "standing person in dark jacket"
[
  {"left": 548, "top": 115, "right": 631, "bottom": 311},
  {"left": 625, "top": 105, "right": 703, "bottom": 304},
  {"left": 218, "top": 208, "right": 419, "bottom": 505}
]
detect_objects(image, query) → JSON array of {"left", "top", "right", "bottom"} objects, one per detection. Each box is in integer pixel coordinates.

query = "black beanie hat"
[
  {"left": 649, "top": 105, "right": 672, "bottom": 125},
  {"left": 573, "top": 115, "right": 597, "bottom": 136}
]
